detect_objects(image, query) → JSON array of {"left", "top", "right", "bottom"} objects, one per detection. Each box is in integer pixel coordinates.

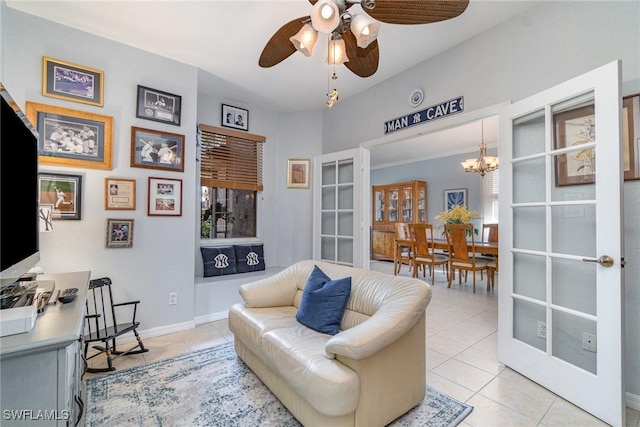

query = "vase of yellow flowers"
[{"left": 434, "top": 205, "right": 479, "bottom": 236}]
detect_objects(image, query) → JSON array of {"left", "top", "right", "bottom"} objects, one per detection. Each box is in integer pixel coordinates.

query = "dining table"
[{"left": 393, "top": 237, "right": 498, "bottom": 276}]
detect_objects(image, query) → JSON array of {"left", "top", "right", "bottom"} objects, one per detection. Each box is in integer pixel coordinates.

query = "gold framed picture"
[
  {"left": 105, "top": 178, "right": 136, "bottom": 210},
  {"left": 42, "top": 56, "right": 104, "bottom": 107},
  {"left": 26, "top": 102, "right": 113, "bottom": 170},
  {"left": 287, "top": 158, "right": 310, "bottom": 189}
]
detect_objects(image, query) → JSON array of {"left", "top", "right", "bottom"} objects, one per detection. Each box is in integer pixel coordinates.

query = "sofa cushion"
[
  {"left": 296, "top": 265, "right": 351, "bottom": 335},
  {"left": 201, "top": 246, "right": 237, "bottom": 277},
  {"left": 262, "top": 326, "right": 360, "bottom": 417},
  {"left": 234, "top": 244, "right": 265, "bottom": 273},
  {"left": 228, "top": 304, "right": 299, "bottom": 356}
]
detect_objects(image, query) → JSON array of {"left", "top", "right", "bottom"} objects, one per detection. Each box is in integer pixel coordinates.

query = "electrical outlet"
[
  {"left": 168, "top": 292, "right": 178, "bottom": 306},
  {"left": 582, "top": 332, "right": 597, "bottom": 352},
  {"left": 537, "top": 321, "right": 547, "bottom": 339}
]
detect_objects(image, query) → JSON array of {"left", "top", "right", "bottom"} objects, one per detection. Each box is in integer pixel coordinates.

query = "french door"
[
  {"left": 497, "top": 60, "right": 625, "bottom": 426},
  {"left": 312, "top": 148, "right": 369, "bottom": 268}
]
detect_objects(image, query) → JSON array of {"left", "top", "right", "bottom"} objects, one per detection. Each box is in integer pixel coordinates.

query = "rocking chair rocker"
[{"left": 83, "top": 277, "right": 148, "bottom": 373}]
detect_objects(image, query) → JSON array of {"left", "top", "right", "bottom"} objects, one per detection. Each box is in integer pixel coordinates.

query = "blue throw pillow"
[
  {"left": 234, "top": 244, "right": 265, "bottom": 273},
  {"left": 296, "top": 265, "right": 352, "bottom": 335},
  {"left": 201, "top": 246, "right": 237, "bottom": 277}
]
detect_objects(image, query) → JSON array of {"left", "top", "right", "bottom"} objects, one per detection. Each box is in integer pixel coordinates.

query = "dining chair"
[
  {"left": 478, "top": 223, "right": 499, "bottom": 261},
  {"left": 408, "top": 223, "right": 449, "bottom": 284},
  {"left": 487, "top": 257, "right": 498, "bottom": 289},
  {"left": 444, "top": 223, "right": 490, "bottom": 293},
  {"left": 394, "top": 222, "right": 412, "bottom": 275}
]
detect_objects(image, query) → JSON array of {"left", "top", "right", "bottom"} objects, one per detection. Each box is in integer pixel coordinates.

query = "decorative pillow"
[
  {"left": 234, "top": 244, "right": 265, "bottom": 273},
  {"left": 200, "top": 246, "right": 237, "bottom": 277},
  {"left": 296, "top": 265, "right": 352, "bottom": 335}
]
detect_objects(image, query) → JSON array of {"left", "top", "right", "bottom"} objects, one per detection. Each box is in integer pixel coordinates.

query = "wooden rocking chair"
[{"left": 83, "top": 277, "right": 148, "bottom": 373}]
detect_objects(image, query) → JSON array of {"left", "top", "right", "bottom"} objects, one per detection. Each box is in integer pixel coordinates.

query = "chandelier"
[
  {"left": 289, "top": 0, "right": 380, "bottom": 108},
  {"left": 461, "top": 121, "right": 498, "bottom": 177}
]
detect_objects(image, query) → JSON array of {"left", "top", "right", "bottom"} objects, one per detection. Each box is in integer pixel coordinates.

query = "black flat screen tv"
[{"left": 0, "top": 83, "right": 40, "bottom": 290}]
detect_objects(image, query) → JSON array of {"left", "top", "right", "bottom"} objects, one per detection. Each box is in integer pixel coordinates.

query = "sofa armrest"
[
  {"left": 325, "top": 290, "right": 431, "bottom": 360},
  {"left": 239, "top": 267, "right": 299, "bottom": 307}
]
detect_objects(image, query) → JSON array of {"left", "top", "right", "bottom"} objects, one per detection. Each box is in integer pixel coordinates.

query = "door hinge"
[{"left": 621, "top": 257, "right": 626, "bottom": 268}]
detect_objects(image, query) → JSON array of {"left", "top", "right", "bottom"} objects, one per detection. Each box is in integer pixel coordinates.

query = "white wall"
[{"left": 322, "top": 0, "right": 640, "bottom": 403}]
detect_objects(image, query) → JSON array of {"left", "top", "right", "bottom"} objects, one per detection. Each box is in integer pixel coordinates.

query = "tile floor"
[{"left": 84, "top": 261, "right": 640, "bottom": 427}]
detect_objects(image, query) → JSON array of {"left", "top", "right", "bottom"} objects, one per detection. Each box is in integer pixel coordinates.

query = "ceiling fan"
[{"left": 258, "top": 0, "right": 470, "bottom": 79}]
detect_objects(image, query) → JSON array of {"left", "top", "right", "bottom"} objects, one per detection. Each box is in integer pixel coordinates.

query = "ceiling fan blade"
[
  {"left": 258, "top": 17, "right": 307, "bottom": 68},
  {"left": 364, "top": 0, "right": 469, "bottom": 25},
  {"left": 343, "top": 30, "right": 379, "bottom": 78}
]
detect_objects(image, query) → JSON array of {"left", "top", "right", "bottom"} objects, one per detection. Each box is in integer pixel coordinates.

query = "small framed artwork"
[
  {"left": 553, "top": 104, "right": 595, "bottom": 186},
  {"left": 136, "top": 85, "right": 181, "bottom": 126},
  {"left": 221, "top": 104, "right": 249, "bottom": 131},
  {"left": 105, "top": 178, "right": 136, "bottom": 210},
  {"left": 38, "top": 204, "right": 54, "bottom": 232},
  {"left": 106, "top": 219, "right": 134, "bottom": 248},
  {"left": 130, "top": 126, "right": 185, "bottom": 172},
  {"left": 623, "top": 92, "right": 640, "bottom": 181},
  {"left": 287, "top": 158, "right": 311, "bottom": 189},
  {"left": 42, "top": 56, "right": 104, "bottom": 107},
  {"left": 444, "top": 188, "right": 467, "bottom": 210},
  {"left": 26, "top": 102, "right": 113, "bottom": 170},
  {"left": 148, "top": 177, "right": 182, "bottom": 216},
  {"left": 38, "top": 172, "right": 83, "bottom": 220}
]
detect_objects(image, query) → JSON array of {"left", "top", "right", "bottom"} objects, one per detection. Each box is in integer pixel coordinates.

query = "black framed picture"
[
  {"left": 136, "top": 85, "right": 181, "bottom": 126},
  {"left": 38, "top": 172, "right": 83, "bottom": 220},
  {"left": 221, "top": 104, "right": 249, "bottom": 131}
]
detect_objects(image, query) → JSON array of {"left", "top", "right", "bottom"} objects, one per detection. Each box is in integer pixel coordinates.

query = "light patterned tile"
[
  {"left": 442, "top": 321, "right": 496, "bottom": 347},
  {"left": 472, "top": 332, "right": 498, "bottom": 357},
  {"left": 626, "top": 407, "right": 640, "bottom": 427},
  {"left": 464, "top": 394, "right": 538, "bottom": 427},
  {"left": 427, "top": 334, "right": 469, "bottom": 357},
  {"left": 540, "top": 398, "right": 611, "bottom": 427},
  {"left": 426, "top": 348, "right": 450, "bottom": 370},
  {"left": 479, "top": 376, "right": 556, "bottom": 421},
  {"left": 427, "top": 372, "right": 475, "bottom": 403},
  {"left": 431, "top": 359, "right": 495, "bottom": 392},
  {"left": 455, "top": 346, "right": 505, "bottom": 376}
]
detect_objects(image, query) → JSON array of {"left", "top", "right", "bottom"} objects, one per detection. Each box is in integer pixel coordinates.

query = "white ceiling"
[{"left": 7, "top": 0, "right": 536, "bottom": 166}]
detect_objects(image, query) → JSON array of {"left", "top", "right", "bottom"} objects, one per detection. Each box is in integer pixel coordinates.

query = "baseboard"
[
  {"left": 115, "top": 320, "right": 196, "bottom": 345},
  {"left": 627, "top": 391, "right": 640, "bottom": 411},
  {"left": 195, "top": 310, "right": 229, "bottom": 325}
]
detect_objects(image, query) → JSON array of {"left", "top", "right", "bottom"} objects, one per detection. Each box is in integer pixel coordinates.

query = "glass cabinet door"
[
  {"left": 388, "top": 188, "right": 398, "bottom": 222},
  {"left": 402, "top": 186, "right": 413, "bottom": 221},
  {"left": 373, "top": 189, "right": 385, "bottom": 223},
  {"left": 418, "top": 186, "right": 426, "bottom": 222}
]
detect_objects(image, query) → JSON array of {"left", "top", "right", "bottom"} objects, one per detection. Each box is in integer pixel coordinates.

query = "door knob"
[{"left": 582, "top": 255, "right": 614, "bottom": 268}]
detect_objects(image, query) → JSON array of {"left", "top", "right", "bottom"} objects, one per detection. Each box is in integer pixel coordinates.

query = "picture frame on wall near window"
[
  {"left": 26, "top": 102, "right": 113, "bottom": 170},
  {"left": 136, "top": 85, "right": 181, "bottom": 126},
  {"left": 148, "top": 177, "right": 182, "bottom": 217},
  {"left": 38, "top": 172, "right": 83, "bottom": 220},
  {"left": 130, "top": 126, "right": 185, "bottom": 172},
  {"left": 221, "top": 104, "right": 249, "bottom": 131},
  {"left": 42, "top": 56, "right": 104, "bottom": 107},
  {"left": 287, "top": 158, "right": 311, "bottom": 189},
  {"left": 444, "top": 188, "right": 467, "bottom": 210}
]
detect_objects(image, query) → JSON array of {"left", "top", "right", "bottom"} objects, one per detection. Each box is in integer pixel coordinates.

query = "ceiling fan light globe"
[
  {"left": 326, "top": 37, "right": 349, "bottom": 65},
  {"left": 290, "top": 23, "right": 318, "bottom": 57},
  {"left": 311, "top": 0, "right": 340, "bottom": 34},
  {"left": 350, "top": 14, "right": 380, "bottom": 48}
]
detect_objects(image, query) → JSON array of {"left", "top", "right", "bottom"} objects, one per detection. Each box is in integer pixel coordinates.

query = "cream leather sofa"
[{"left": 228, "top": 260, "right": 432, "bottom": 427}]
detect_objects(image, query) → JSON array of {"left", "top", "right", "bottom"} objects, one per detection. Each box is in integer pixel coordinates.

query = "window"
[
  {"left": 198, "top": 124, "right": 265, "bottom": 239},
  {"left": 481, "top": 169, "right": 499, "bottom": 224}
]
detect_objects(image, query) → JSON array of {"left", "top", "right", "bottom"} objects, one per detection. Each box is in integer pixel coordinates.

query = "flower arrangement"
[
  {"left": 435, "top": 204, "right": 479, "bottom": 225},
  {"left": 435, "top": 205, "right": 479, "bottom": 236}
]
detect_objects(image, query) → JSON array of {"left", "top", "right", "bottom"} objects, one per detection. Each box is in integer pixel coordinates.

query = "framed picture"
[
  {"left": 623, "top": 92, "right": 640, "bottom": 181},
  {"left": 444, "top": 188, "right": 467, "bottom": 210},
  {"left": 130, "top": 126, "right": 185, "bottom": 172},
  {"left": 136, "top": 85, "right": 181, "bottom": 126},
  {"left": 148, "top": 177, "right": 182, "bottom": 216},
  {"left": 106, "top": 218, "right": 134, "bottom": 248},
  {"left": 38, "top": 172, "right": 83, "bottom": 220},
  {"left": 553, "top": 104, "right": 595, "bottom": 186},
  {"left": 287, "top": 158, "right": 311, "bottom": 189},
  {"left": 42, "top": 56, "right": 104, "bottom": 107},
  {"left": 26, "top": 102, "right": 113, "bottom": 170},
  {"left": 221, "top": 104, "right": 249, "bottom": 131},
  {"left": 105, "top": 178, "right": 136, "bottom": 210},
  {"left": 38, "top": 204, "right": 54, "bottom": 232}
]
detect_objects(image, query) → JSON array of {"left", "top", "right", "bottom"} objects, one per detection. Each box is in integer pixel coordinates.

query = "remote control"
[{"left": 58, "top": 288, "right": 78, "bottom": 304}]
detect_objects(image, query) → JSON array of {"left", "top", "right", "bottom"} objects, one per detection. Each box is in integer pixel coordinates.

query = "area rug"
[{"left": 85, "top": 342, "right": 472, "bottom": 427}]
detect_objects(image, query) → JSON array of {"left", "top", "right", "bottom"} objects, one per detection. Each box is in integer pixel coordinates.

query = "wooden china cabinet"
[{"left": 371, "top": 180, "right": 427, "bottom": 260}]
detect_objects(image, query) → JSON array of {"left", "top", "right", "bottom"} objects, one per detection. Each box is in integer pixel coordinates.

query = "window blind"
[{"left": 198, "top": 124, "right": 265, "bottom": 191}]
